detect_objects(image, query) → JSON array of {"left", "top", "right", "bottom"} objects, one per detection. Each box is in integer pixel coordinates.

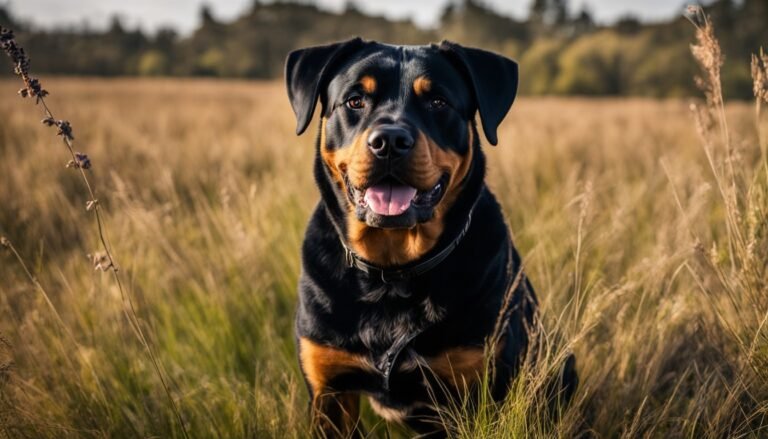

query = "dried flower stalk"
[{"left": 0, "top": 26, "right": 188, "bottom": 438}]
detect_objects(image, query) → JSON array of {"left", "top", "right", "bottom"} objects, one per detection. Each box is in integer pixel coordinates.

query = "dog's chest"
[
  {"left": 328, "top": 297, "right": 484, "bottom": 402},
  {"left": 356, "top": 293, "right": 444, "bottom": 352},
  {"left": 303, "top": 327, "right": 487, "bottom": 411}
]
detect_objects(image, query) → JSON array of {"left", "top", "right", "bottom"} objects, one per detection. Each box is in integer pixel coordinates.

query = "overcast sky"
[{"left": 6, "top": 0, "right": 696, "bottom": 34}]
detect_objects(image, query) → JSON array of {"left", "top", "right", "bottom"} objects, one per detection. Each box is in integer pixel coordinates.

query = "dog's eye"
[
  {"left": 429, "top": 96, "right": 447, "bottom": 110},
  {"left": 346, "top": 96, "right": 365, "bottom": 110}
]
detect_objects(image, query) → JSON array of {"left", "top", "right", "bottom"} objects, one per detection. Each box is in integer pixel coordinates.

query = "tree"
[
  {"left": 344, "top": 1, "right": 362, "bottom": 14},
  {"left": 572, "top": 5, "right": 594, "bottom": 35},
  {"left": 553, "top": 30, "right": 645, "bottom": 95},
  {"left": 551, "top": 0, "right": 568, "bottom": 25},
  {"left": 615, "top": 15, "right": 641, "bottom": 34},
  {"left": 710, "top": 0, "right": 736, "bottom": 30},
  {"left": 200, "top": 4, "right": 217, "bottom": 27},
  {"left": 154, "top": 28, "right": 178, "bottom": 53},
  {"left": 529, "top": 0, "right": 569, "bottom": 27},
  {"left": 529, "top": 0, "right": 548, "bottom": 25},
  {"left": 520, "top": 38, "right": 563, "bottom": 94},
  {"left": 108, "top": 15, "right": 125, "bottom": 36},
  {"left": 0, "top": 6, "right": 17, "bottom": 29}
]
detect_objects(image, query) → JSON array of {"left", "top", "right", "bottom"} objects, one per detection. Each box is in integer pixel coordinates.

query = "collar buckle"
[{"left": 344, "top": 246, "right": 355, "bottom": 268}]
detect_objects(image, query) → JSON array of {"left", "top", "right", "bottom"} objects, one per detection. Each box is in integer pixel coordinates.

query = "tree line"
[{"left": 0, "top": 0, "right": 765, "bottom": 98}]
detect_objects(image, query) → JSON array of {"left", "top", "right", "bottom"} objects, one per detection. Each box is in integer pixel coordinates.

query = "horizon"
[{"left": 5, "top": 0, "right": 700, "bottom": 35}]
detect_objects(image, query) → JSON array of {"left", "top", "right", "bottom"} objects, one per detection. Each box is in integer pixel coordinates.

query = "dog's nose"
[{"left": 367, "top": 126, "right": 414, "bottom": 159}]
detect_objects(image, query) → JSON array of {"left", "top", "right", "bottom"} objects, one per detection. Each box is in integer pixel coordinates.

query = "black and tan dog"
[{"left": 285, "top": 38, "right": 575, "bottom": 437}]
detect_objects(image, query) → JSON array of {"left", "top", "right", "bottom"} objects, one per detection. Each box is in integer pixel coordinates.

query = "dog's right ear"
[{"left": 285, "top": 38, "right": 366, "bottom": 136}]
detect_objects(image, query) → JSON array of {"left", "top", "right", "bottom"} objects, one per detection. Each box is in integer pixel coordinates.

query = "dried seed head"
[
  {"left": 684, "top": 5, "right": 707, "bottom": 29},
  {"left": 709, "top": 241, "right": 720, "bottom": 266},
  {"left": 0, "top": 26, "right": 49, "bottom": 101},
  {"left": 42, "top": 118, "right": 75, "bottom": 140},
  {"left": 752, "top": 49, "right": 768, "bottom": 104},
  {"left": 688, "top": 7, "right": 723, "bottom": 108},
  {"left": 55, "top": 120, "right": 74, "bottom": 140},
  {"left": 66, "top": 153, "right": 92, "bottom": 170},
  {"left": 579, "top": 180, "right": 593, "bottom": 221},
  {"left": 690, "top": 99, "right": 715, "bottom": 138},
  {"left": 0, "top": 28, "right": 13, "bottom": 44},
  {"left": 88, "top": 252, "right": 113, "bottom": 272},
  {"left": 75, "top": 152, "right": 90, "bottom": 169},
  {"left": 692, "top": 239, "right": 706, "bottom": 259}
]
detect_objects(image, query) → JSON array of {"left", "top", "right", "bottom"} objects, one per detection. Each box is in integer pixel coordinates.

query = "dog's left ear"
[
  {"left": 439, "top": 41, "right": 518, "bottom": 146},
  {"left": 285, "top": 38, "right": 367, "bottom": 136}
]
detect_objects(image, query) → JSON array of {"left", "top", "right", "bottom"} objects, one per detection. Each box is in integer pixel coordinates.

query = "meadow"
[{"left": 1, "top": 28, "right": 767, "bottom": 438}]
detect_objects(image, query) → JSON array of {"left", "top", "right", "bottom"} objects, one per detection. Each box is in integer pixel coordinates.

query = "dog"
[{"left": 285, "top": 38, "right": 576, "bottom": 437}]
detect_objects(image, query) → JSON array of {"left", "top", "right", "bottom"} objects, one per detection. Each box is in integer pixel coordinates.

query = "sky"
[{"left": 5, "top": 0, "right": 696, "bottom": 35}]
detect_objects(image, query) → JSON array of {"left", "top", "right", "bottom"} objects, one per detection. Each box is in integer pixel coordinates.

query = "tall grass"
[
  {"left": 1, "top": 11, "right": 767, "bottom": 438},
  {"left": 0, "top": 26, "right": 189, "bottom": 438}
]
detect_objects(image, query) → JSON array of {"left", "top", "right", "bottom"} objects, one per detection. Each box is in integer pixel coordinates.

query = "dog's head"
[{"left": 286, "top": 39, "right": 518, "bottom": 264}]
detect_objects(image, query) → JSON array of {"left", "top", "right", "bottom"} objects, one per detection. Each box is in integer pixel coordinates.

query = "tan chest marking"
[
  {"left": 424, "top": 346, "right": 488, "bottom": 389},
  {"left": 298, "top": 337, "right": 375, "bottom": 395}
]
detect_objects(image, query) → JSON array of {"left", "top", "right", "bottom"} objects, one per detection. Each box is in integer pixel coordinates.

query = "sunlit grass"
[{"left": 0, "top": 38, "right": 766, "bottom": 437}]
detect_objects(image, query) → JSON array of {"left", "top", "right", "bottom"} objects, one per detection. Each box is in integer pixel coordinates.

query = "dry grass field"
[{"left": 1, "top": 32, "right": 767, "bottom": 438}]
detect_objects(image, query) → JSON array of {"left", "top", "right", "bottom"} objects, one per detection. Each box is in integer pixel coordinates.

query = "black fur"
[{"left": 285, "top": 39, "right": 575, "bottom": 437}]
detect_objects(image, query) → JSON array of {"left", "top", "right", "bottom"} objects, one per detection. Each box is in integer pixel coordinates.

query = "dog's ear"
[
  {"left": 285, "top": 38, "right": 367, "bottom": 135},
  {"left": 439, "top": 41, "right": 518, "bottom": 146}
]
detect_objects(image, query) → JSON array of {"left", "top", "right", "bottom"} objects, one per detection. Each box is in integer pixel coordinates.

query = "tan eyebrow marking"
[
  {"left": 413, "top": 76, "right": 432, "bottom": 96},
  {"left": 360, "top": 75, "right": 377, "bottom": 94}
]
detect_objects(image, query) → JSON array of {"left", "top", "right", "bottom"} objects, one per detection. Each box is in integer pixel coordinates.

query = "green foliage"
[
  {"left": 519, "top": 38, "right": 563, "bottom": 95},
  {"left": 0, "top": 1, "right": 766, "bottom": 98},
  {"left": 551, "top": 30, "right": 664, "bottom": 96},
  {"left": 138, "top": 50, "right": 169, "bottom": 76},
  {"left": 631, "top": 42, "right": 697, "bottom": 97},
  {"left": 440, "top": 0, "right": 528, "bottom": 54},
  {"left": 553, "top": 31, "right": 625, "bottom": 95}
]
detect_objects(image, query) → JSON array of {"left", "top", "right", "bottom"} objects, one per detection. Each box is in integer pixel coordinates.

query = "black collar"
[{"left": 339, "top": 202, "right": 476, "bottom": 283}]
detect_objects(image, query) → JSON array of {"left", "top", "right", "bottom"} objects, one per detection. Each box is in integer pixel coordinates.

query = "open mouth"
[{"left": 345, "top": 174, "right": 448, "bottom": 227}]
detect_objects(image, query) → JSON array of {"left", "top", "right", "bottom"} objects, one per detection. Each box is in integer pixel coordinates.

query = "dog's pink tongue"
[{"left": 364, "top": 182, "right": 417, "bottom": 216}]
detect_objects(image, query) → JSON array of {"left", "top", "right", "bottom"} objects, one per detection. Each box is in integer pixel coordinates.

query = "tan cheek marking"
[
  {"left": 419, "top": 131, "right": 473, "bottom": 217},
  {"left": 360, "top": 75, "right": 377, "bottom": 94},
  {"left": 413, "top": 76, "right": 432, "bottom": 96},
  {"left": 299, "top": 337, "right": 374, "bottom": 395},
  {"left": 404, "top": 131, "right": 443, "bottom": 191},
  {"left": 321, "top": 125, "right": 377, "bottom": 194},
  {"left": 343, "top": 130, "right": 376, "bottom": 189}
]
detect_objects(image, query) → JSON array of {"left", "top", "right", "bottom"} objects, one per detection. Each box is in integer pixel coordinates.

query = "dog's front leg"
[
  {"left": 299, "top": 337, "right": 372, "bottom": 437},
  {"left": 311, "top": 391, "right": 362, "bottom": 438}
]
